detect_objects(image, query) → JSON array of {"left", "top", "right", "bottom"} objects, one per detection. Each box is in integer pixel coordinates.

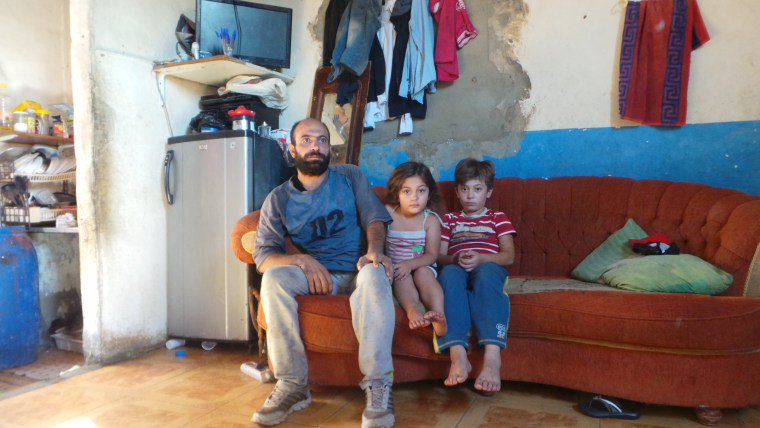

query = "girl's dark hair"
[
  {"left": 454, "top": 158, "right": 495, "bottom": 189},
  {"left": 385, "top": 161, "right": 439, "bottom": 210}
]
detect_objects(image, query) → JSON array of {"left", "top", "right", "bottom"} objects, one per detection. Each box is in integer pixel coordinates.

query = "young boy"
[{"left": 436, "top": 158, "right": 516, "bottom": 394}]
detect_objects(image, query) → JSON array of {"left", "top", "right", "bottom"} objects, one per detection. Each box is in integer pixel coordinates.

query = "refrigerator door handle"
[{"left": 164, "top": 150, "right": 175, "bottom": 205}]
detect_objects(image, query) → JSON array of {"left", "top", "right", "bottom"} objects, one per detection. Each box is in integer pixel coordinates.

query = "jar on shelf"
[
  {"left": 12, "top": 111, "right": 29, "bottom": 133},
  {"left": 35, "top": 109, "right": 50, "bottom": 135},
  {"left": 52, "top": 115, "right": 65, "bottom": 137}
]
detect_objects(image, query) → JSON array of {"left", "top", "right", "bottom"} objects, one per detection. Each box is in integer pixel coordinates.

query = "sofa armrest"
[
  {"left": 231, "top": 209, "right": 303, "bottom": 266},
  {"left": 231, "top": 210, "right": 261, "bottom": 264}
]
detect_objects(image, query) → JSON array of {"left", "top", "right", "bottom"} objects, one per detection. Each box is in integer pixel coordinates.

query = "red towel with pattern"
[{"left": 618, "top": 0, "right": 710, "bottom": 126}]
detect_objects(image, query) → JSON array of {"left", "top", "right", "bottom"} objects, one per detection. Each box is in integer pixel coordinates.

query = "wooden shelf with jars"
[{"left": 0, "top": 129, "right": 74, "bottom": 146}]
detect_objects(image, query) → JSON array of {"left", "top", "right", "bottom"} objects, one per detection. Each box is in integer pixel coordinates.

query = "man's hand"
[
  {"left": 297, "top": 254, "right": 333, "bottom": 294},
  {"left": 357, "top": 250, "right": 393, "bottom": 279}
]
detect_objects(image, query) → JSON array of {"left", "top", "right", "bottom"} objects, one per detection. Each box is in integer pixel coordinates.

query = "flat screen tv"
[{"left": 196, "top": 0, "right": 292, "bottom": 69}]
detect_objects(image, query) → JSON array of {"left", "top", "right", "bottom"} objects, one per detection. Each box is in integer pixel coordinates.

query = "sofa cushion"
[
  {"left": 508, "top": 291, "right": 760, "bottom": 354},
  {"left": 571, "top": 219, "right": 648, "bottom": 282},
  {"left": 294, "top": 290, "right": 760, "bottom": 357},
  {"left": 600, "top": 254, "right": 733, "bottom": 294}
]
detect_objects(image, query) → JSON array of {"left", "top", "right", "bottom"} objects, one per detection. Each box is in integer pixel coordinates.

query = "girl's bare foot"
[
  {"left": 423, "top": 311, "right": 448, "bottom": 336},
  {"left": 474, "top": 345, "right": 502, "bottom": 394},
  {"left": 409, "top": 316, "right": 431, "bottom": 329},
  {"left": 407, "top": 307, "right": 430, "bottom": 330},
  {"left": 444, "top": 345, "right": 471, "bottom": 386}
]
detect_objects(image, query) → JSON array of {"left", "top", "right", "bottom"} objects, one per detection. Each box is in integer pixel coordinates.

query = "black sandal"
[{"left": 578, "top": 395, "right": 641, "bottom": 419}]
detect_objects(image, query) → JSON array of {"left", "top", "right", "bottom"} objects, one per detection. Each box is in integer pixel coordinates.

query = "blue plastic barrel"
[{"left": 0, "top": 226, "right": 42, "bottom": 369}]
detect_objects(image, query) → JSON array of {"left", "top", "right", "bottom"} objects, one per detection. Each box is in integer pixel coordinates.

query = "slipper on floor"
[{"left": 579, "top": 395, "right": 640, "bottom": 420}]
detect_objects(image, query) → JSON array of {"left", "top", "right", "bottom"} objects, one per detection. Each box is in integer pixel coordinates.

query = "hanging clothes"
[
  {"left": 329, "top": 0, "right": 383, "bottom": 83},
  {"left": 618, "top": 0, "right": 710, "bottom": 126},
  {"left": 430, "top": 0, "right": 478, "bottom": 82},
  {"left": 387, "top": 10, "right": 427, "bottom": 119},
  {"left": 365, "top": 0, "right": 397, "bottom": 129},
  {"left": 323, "top": 0, "right": 350, "bottom": 67},
  {"left": 366, "top": 36, "right": 387, "bottom": 103},
  {"left": 399, "top": 0, "right": 437, "bottom": 104}
]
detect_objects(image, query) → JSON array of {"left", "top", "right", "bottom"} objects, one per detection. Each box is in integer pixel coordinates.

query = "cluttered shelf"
[
  {"left": 0, "top": 129, "right": 74, "bottom": 146},
  {"left": 1, "top": 139, "right": 77, "bottom": 230},
  {"left": 152, "top": 55, "right": 294, "bottom": 86}
]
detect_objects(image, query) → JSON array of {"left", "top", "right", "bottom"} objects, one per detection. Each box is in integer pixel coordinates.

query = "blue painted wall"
[{"left": 361, "top": 120, "right": 759, "bottom": 196}]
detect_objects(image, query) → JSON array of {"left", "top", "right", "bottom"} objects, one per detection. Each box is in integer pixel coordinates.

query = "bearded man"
[{"left": 251, "top": 118, "right": 396, "bottom": 428}]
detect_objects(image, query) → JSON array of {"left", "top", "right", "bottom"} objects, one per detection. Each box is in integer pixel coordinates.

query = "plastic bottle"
[
  {"left": 240, "top": 361, "right": 275, "bottom": 383},
  {"left": 35, "top": 109, "right": 50, "bottom": 135},
  {"left": 165, "top": 338, "right": 186, "bottom": 349},
  {"left": 0, "top": 83, "right": 11, "bottom": 130}
]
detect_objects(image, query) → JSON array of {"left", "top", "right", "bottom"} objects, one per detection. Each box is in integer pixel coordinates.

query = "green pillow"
[
  {"left": 600, "top": 254, "right": 733, "bottom": 294},
  {"left": 571, "top": 219, "right": 648, "bottom": 282}
]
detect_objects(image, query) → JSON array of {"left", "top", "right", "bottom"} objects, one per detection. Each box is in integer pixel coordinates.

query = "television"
[{"left": 196, "top": 0, "right": 292, "bottom": 69}]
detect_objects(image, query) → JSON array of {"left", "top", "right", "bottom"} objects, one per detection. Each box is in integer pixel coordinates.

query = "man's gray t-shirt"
[{"left": 253, "top": 164, "right": 392, "bottom": 272}]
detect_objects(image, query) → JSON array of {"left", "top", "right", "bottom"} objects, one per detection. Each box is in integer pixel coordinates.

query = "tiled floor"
[{"left": 0, "top": 344, "right": 758, "bottom": 428}]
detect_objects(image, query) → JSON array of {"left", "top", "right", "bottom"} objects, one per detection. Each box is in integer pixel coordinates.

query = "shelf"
[
  {"left": 23, "top": 170, "right": 76, "bottom": 182},
  {"left": 28, "top": 227, "right": 78, "bottom": 234},
  {"left": 0, "top": 130, "right": 74, "bottom": 146},
  {"left": 152, "top": 55, "right": 294, "bottom": 86}
]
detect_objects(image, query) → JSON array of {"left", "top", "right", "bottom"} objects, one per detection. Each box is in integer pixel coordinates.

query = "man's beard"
[{"left": 294, "top": 151, "right": 330, "bottom": 176}]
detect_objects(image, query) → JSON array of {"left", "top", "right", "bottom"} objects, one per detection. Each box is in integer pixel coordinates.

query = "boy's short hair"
[{"left": 454, "top": 158, "right": 495, "bottom": 189}]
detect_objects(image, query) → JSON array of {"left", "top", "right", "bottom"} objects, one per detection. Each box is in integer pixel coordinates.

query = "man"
[{"left": 252, "top": 118, "right": 396, "bottom": 428}]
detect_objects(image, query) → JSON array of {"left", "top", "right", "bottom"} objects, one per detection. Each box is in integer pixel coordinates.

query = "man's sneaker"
[
  {"left": 362, "top": 379, "right": 395, "bottom": 428},
  {"left": 252, "top": 381, "right": 311, "bottom": 426}
]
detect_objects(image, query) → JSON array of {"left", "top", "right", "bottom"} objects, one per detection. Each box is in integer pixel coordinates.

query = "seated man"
[{"left": 252, "top": 118, "right": 396, "bottom": 428}]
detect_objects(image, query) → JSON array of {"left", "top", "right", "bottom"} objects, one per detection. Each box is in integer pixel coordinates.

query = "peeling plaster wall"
[
  {"left": 356, "top": 0, "right": 760, "bottom": 195},
  {"left": 360, "top": 1, "right": 531, "bottom": 179}
]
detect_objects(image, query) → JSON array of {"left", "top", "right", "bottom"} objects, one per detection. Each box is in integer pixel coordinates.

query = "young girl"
[{"left": 385, "top": 162, "right": 448, "bottom": 336}]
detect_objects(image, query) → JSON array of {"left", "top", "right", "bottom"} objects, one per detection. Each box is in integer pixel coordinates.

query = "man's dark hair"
[
  {"left": 290, "top": 118, "right": 330, "bottom": 146},
  {"left": 454, "top": 158, "right": 495, "bottom": 189}
]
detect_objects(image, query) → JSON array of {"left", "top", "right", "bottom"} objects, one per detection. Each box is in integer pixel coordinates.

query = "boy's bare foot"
[
  {"left": 474, "top": 345, "right": 502, "bottom": 394},
  {"left": 423, "top": 311, "right": 448, "bottom": 336},
  {"left": 444, "top": 345, "right": 471, "bottom": 386}
]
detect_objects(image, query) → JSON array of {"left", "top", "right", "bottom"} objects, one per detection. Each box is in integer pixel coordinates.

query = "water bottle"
[{"left": 0, "top": 83, "right": 11, "bottom": 130}]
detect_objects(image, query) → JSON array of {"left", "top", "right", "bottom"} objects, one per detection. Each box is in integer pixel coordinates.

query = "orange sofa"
[{"left": 231, "top": 176, "right": 760, "bottom": 417}]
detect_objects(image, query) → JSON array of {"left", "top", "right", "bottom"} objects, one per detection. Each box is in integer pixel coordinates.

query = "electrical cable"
[{"left": 153, "top": 74, "right": 174, "bottom": 137}]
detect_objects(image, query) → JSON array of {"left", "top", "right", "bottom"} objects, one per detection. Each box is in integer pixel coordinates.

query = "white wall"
[
  {"left": 0, "top": 0, "right": 72, "bottom": 108},
  {"left": 517, "top": 0, "right": 760, "bottom": 131},
  {"left": 71, "top": 0, "right": 199, "bottom": 362}
]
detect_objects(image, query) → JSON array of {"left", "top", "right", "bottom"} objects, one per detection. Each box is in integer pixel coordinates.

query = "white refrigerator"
[{"left": 164, "top": 130, "right": 291, "bottom": 341}]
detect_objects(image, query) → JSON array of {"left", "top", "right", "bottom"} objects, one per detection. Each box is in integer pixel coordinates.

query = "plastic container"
[
  {"left": 0, "top": 83, "right": 11, "bottom": 130},
  {"left": 165, "top": 338, "right": 186, "bottom": 349},
  {"left": 258, "top": 121, "right": 271, "bottom": 138},
  {"left": 241, "top": 361, "right": 275, "bottom": 383},
  {"left": 228, "top": 105, "right": 256, "bottom": 131},
  {"left": 12, "top": 111, "right": 29, "bottom": 132},
  {"left": 52, "top": 115, "right": 65, "bottom": 136},
  {"left": 0, "top": 226, "right": 42, "bottom": 369},
  {"left": 35, "top": 109, "right": 50, "bottom": 135}
]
